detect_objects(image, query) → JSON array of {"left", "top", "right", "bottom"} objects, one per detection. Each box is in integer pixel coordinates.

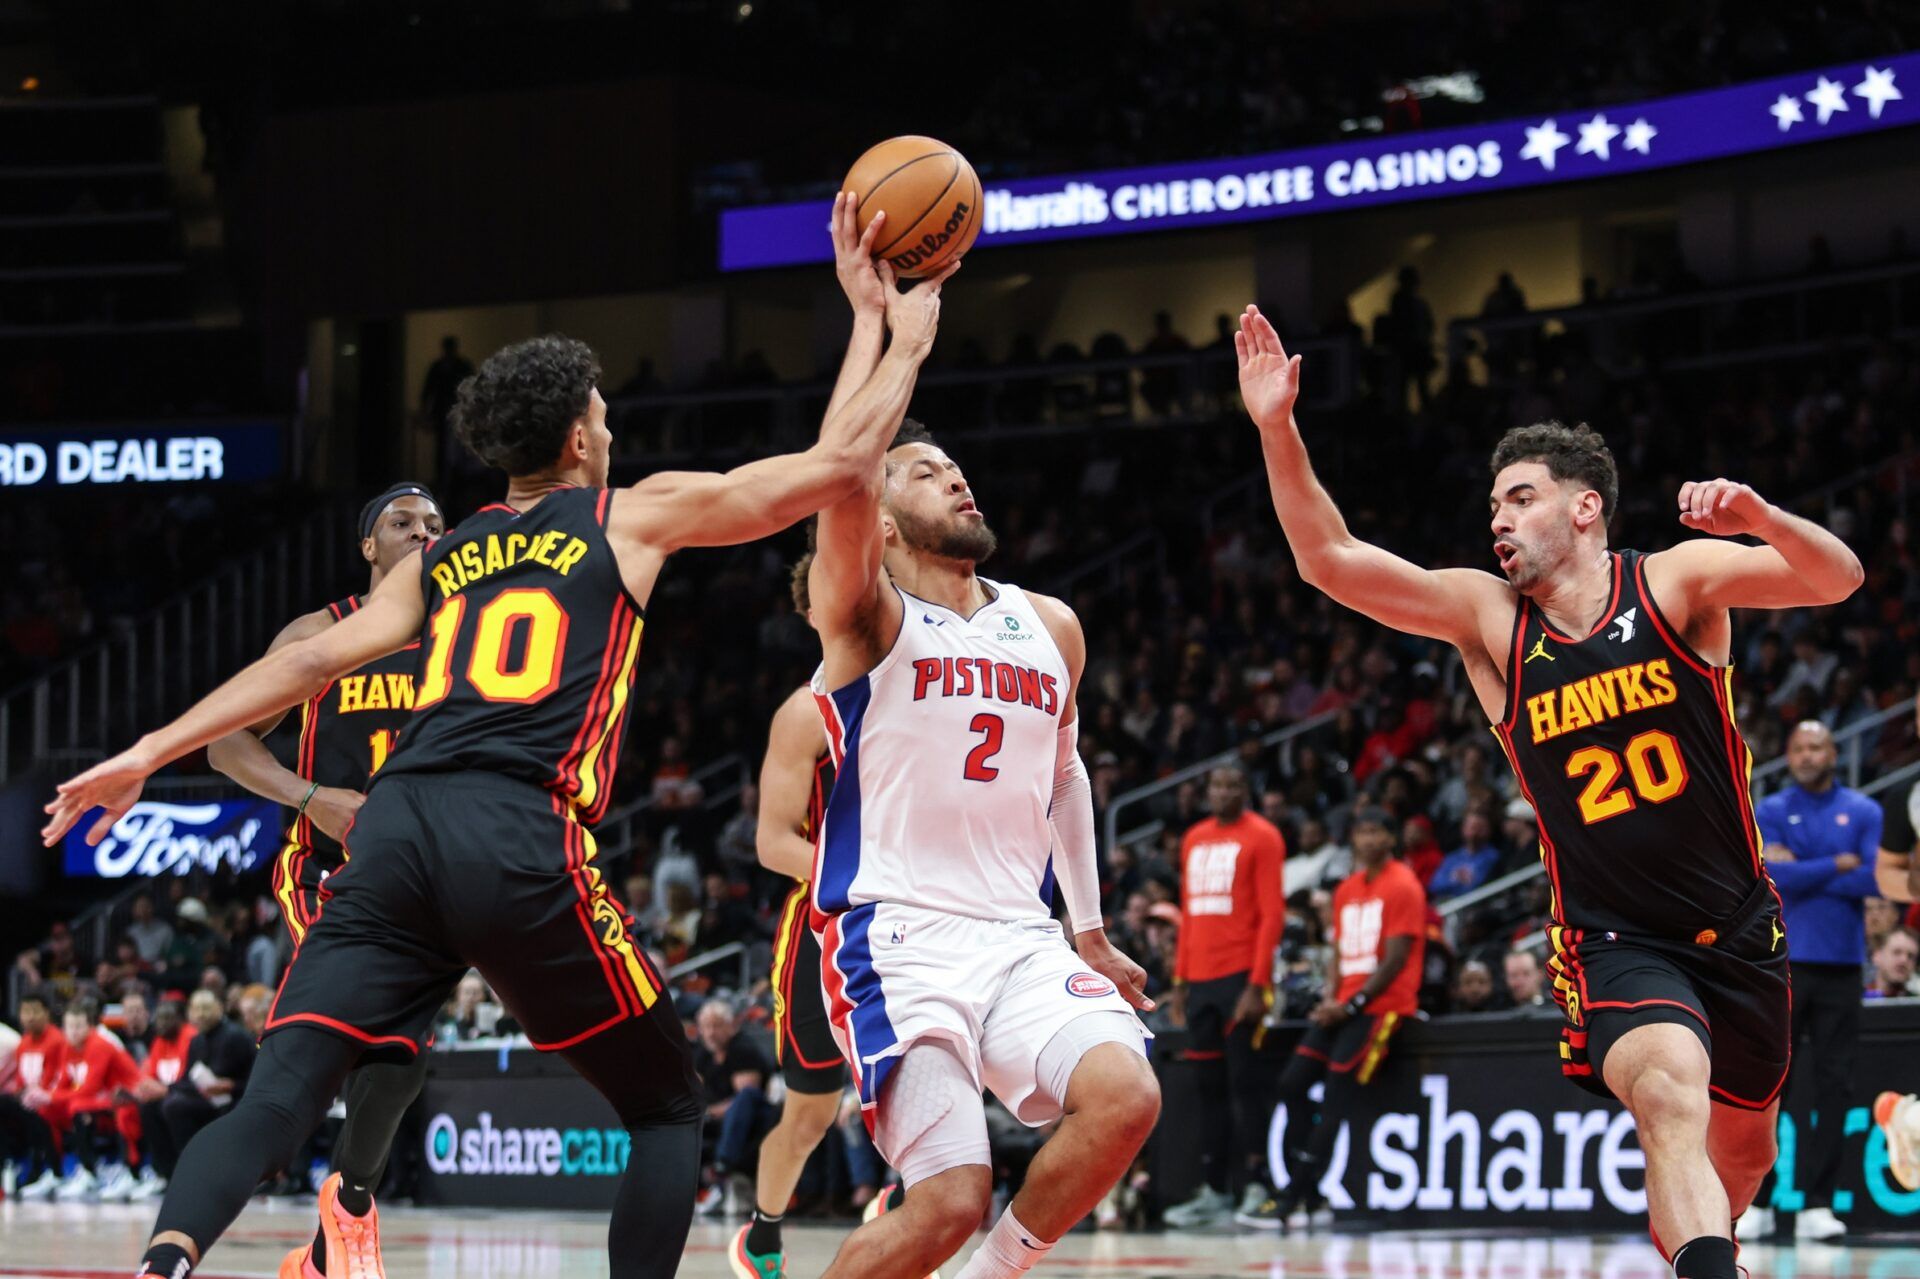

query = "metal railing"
[
  {"left": 667, "top": 940, "right": 752, "bottom": 992},
  {"left": 593, "top": 752, "right": 752, "bottom": 862},
  {"left": 0, "top": 502, "right": 355, "bottom": 784},
  {"left": 1448, "top": 259, "right": 1920, "bottom": 380},
  {"left": 1102, "top": 709, "right": 1339, "bottom": 858},
  {"left": 606, "top": 338, "right": 1357, "bottom": 462}
]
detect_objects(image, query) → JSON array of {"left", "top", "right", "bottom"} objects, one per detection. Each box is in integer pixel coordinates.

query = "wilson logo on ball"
[
  {"left": 888, "top": 201, "right": 974, "bottom": 272},
  {"left": 1066, "top": 973, "right": 1115, "bottom": 998}
]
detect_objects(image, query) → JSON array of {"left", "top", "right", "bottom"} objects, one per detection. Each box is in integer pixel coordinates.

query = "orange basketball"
[{"left": 844, "top": 136, "right": 983, "bottom": 278}]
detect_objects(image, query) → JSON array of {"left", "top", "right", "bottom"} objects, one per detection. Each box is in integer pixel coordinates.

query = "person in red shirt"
[
  {"left": 1269, "top": 809, "right": 1426, "bottom": 1227},
  {"left": 2, "top": 992, "right": 65, "bottom": 1197},
  {"left": 128, "top": 999, "right": 196, "bottom": 1197},
  {"left": 41, "top": 999, "right": 144, "bottom": 1201},
  {"left": 1163, "top": 766, "right": 1286, "bottom": 1229}
]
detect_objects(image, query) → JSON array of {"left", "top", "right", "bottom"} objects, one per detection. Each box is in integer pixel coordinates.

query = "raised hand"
[
  {"left": 1677, "top": 478, "right": 1773, "bottom": 537},
  {"left": 42, "top": 745, "right": 157, "bottom": 847},
  {"left": 829, "top": 191, "right": 888, "bottom": 319},
  {"left": 1235, "top": 304, "right": 1303, "bottom": 433},
  {"left": 879, "top": 257, "right": 960, "bottom": 356}
]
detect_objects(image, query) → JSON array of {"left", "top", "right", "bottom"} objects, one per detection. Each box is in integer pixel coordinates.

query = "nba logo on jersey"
[{"left": 890, "top": 922, "right": 908, "bottom": 945}]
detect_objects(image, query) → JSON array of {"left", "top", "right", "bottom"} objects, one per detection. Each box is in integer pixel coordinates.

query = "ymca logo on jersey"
[
  {"left": 1186, "top": 840, "right": 1242, "bottom": 916},
  {"left": 1606, "top": 608, "right": 1638, "bottom": 642}
]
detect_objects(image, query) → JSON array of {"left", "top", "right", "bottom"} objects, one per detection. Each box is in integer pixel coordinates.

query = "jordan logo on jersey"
[
  {"left": 1525, "top": 635, "right": 1555, "bottom": 664},
  {"left": 909, "top": 656, "right": 1061, "bottom": 714}
]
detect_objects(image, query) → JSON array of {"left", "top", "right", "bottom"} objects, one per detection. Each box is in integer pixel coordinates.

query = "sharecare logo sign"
[
  {"left": 64, "top": 799, "right": 281, "bottom": 878},
  {"left": 720, "top": 54, "right": 1918, "bottom": 270},
  {"left": 1271, "top": 1074, "right": 1648, "bottom": 1217},
  {"left": 425, "top": 1112, "right": 631, "bottom": 1178}
]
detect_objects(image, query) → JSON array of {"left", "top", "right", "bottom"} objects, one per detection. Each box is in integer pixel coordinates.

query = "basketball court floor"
[{"left": 2, "top": 1202, "right": 1914, "bottom": 1279}]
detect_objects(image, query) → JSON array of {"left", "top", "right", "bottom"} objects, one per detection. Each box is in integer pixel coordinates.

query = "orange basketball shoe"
[
  {"left": 1876, "top": 1091, "right": 1920, "bottom": 1192},
  {"left": 278, "top": 1173, "right": 386, "bottom": 1279}
]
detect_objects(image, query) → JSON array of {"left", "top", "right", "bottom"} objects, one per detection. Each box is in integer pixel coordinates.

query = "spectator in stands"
[
  {"left": 692, "top": 997, "right": 772, "bottom": 1216},
  {"left": 160, "top": 990, "right": 254, "bottom": 1170},
  {"left": 1753, "top": 721, "right": 1882, "bottom": 1240},
  {"left": 1427, "top": 811, "right": 1502, "bottom": 901},
  {"left": 1866, "top": 896, "right": 1902, "bottom": 962},
  {"left": 1164, "top": 766, "right": 1286, "bottom": 1228},
  {"left": 420, "top": 334, "right": 473, "bottom": 437},
  {"left": 697, "top": 872, "right": 759, "bottom": 952},
  {"left": 1399, "top": 815, "right": 1444, "bottom": 888},
  {"left": 1384, "top": 265, "right": 1437, "bottom": 411},
  {"left": 1503, "top": 949, "right": 1552, "bottom": 1014},
  {"left": 1770, "top": 629, "right": 1840, "bottom": 710},
  {"left": 41, "top": 999, "right": 142, "bottom": 1202},
  {"left": 651, "top": 736, "right": 705, "bottom": 811},
  {"left": 14, "top": 922, "right": 82, "bottom": 1006},
  {"left": 118, "top": 990, "right": 153, "bottom": 1063},
  {"left": 2, "top": 993, "right": 64, "bottom": 1199},
  {"left": 98, "top": 939, "right": 147, "bottom": 1001},
  {"left": 199, "top": 966, "right": 229, "bottom": 1010},
  {"left": 158, "top": 898, "right": 218, "bottom": 993},
  {"left": 128, "top": 999, "right": 194, "bottom": 1197},
  {"left": 125, "top": 893, "right": 173, "bottom": 968},
  {"left": 1500, "top": 798, "right": 1538, "bottom": 865},
  {"left": 1140, "top": 310, "right": 1191, "bottom": 417},
  {"left": 1283, "top": 818, "right": 1345, "bottom": 895},
  {"left": 436, "top": 972, "right": 499, "bottom": 1043},
  {"left": 1259, "top": 810, "right": 1424, "bottom": 1229},
  {"left": 1867, "top": 928, "right": 1920, "bottom": 999},
  {"left": 1451, "top": 960, "right": 1501, "bottom": 1014}
]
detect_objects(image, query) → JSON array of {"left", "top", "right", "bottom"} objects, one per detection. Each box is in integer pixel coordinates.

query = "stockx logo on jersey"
[
  {"left": 996, "top": 615, "right": 1033, "bottom": 642},
  {"left": 1526, "top": 659, "right": 1679, "bottom": 745}
]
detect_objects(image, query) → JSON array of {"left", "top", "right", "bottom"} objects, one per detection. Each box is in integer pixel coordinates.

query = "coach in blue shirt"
[{"left": 1751, "top": 721, "right": 1882, "bottom": 1242}]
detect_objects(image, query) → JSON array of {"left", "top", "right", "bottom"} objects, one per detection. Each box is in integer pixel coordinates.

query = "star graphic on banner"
[
  {"left": 1806, "top": 75, "right": 1850, "bottom": 125},
  {"left": 1770, "top": 93, "right": 1804, "bottom": 131},
  {"left": 1623, "top": 117, "right": 1657, "bottom": 153},
  {"left": 1576, "top": 113, "right": 1621, "bottom": 161},
  {"left": 1854, "top": 65, "right": 1902, "bottom": 119},
  {"left": 1520, "top": 118, "right": 1571, "bottom": 170}
]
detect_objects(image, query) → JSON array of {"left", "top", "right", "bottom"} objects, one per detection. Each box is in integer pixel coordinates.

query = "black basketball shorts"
[
  {"left": 771, "top": 883, "right": 849, "bottom": 1095},
  {"left": 266, "top": 771, "right": 672, "bottom": 1057},
  {"left": 1180, "top": 971, "right": 1252, "bottom": 1060},
  {"left": 1547, "top": 877, "right": 1792, "bottom": 1111}
]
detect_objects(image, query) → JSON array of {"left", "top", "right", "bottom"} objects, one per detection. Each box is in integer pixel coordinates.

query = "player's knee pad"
[
  {"left": 1029, "top": 1010, "right": 1148, "bottom": 1121},
  {"left": 874, "top": 1040, "right": 990, "bottom": 1187}
]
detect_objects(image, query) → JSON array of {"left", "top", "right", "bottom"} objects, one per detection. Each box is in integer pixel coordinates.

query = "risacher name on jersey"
[{"left": 428, "top": 529, "right": 591, "bottom": 598}]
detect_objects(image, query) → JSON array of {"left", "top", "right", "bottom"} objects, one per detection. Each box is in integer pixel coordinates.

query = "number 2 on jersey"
[
  {"left": 1565, "top": 729, "right": 1689, "bottom": 824},
  {"left": 415, "top": 587, "right": 570, "bottom": 708},
  {"left": 964, "top": 713, "right": 1005, "bottom": 782}
]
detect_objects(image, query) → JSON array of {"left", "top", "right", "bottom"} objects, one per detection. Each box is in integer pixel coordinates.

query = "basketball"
[{"left": 843, "top": 135, "right": 982, "bottom": 278}]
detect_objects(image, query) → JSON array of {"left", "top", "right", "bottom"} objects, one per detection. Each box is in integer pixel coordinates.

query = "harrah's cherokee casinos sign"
[{"left": 720, "top": 54, "right": 1915, "bottom": 270}]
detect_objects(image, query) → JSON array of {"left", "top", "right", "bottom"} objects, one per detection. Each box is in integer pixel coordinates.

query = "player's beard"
[{"left": 893, "top": 506, "right": 999, "bottom": 564}]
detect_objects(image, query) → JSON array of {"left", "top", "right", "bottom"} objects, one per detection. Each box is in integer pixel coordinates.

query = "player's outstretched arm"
[
  {"left": 1031, "top": 592, "right": 1153, "bottom": 1012},
  {"left": 1647, "top": 478, "right": 1864, "bottom": 614},
  {"left": 757, "top": 686, "right": 824, "bottom": 881},
  {"left": 41, "top": 553, "right": 429, "bottom": 848},
  {"left": 204, "top": 609, "right": 364, "bottom": 843},
  {"left": 1235, "top": 304, "right": 1505, "bottom": 645},
  {"left": 820, "top": 192, "right": 889, "bottom": 427},
  {"left": 808, "top": 264, "right": 953, "bottom": 667},
  {"left": 617, "top": 260, "right": 956, "bottom": 557}
]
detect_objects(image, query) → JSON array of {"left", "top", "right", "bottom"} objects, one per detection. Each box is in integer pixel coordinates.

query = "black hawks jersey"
[
  {"left": 378, "top": 486, "right": 643, "bottom": 825},
  {"left": 286, "top": 595, "right": 421, "bottom": 864},
  {"left": 803, "top": 748, "right": 835, "bottom": 850},
  {"left": 1493, "top": 549, "right": 1765, "bottom": 938}
]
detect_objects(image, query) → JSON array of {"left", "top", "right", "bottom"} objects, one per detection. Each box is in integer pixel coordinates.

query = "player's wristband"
[
  {"left": 295, "top": 781, "right": 320, "bottom": 817},
  {"left": 1343, "top": 990, "right": 1370, "bottom": 1018}
]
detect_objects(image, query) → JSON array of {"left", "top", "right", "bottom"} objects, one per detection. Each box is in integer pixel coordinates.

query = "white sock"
[{"left": 954, "top": 1208, "right": 1053, "bottom": 1279}]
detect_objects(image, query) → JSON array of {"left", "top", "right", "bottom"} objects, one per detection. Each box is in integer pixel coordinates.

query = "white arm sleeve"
[{"left": 1050, "top": 716, "right": 1103, "bottom": 936}]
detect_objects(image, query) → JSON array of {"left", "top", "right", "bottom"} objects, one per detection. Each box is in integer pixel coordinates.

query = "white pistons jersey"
[{"left": 812, "top": 577, "right": 1068, "bottom": 923}]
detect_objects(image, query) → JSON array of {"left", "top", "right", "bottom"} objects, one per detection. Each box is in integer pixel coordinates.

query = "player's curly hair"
[
  {"left": 452, "top": 335, "right": 601, "bottom": 476},
  {"left": 1489, "top": 420, "right": 1618, "bottom": 521}
]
